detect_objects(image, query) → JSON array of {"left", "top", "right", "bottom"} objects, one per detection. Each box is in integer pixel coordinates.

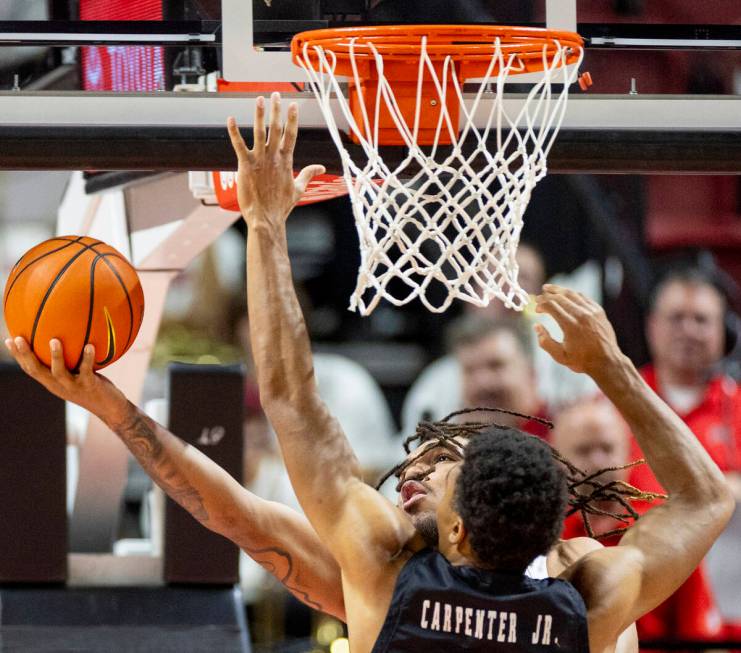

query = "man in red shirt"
[
  {"left": 554, "top": 398, "right": 724, "bottom": 648},
  {"left": 630, "top": 268, "right": 741, "bottom": 498}
]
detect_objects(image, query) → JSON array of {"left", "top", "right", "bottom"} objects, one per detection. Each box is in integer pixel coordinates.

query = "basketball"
[{"left": 3, "top": 235, "right": 145, "bottom": 371}]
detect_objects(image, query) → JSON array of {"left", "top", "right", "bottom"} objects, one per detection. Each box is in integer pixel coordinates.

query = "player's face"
[
  {"left": 435, "top": 463, "right": 464, "bottom": 552},
  {"left": 648, "top": 281, "right": 725, "bottom": 376},
  {"left": 395, "top": 437, "right": 467, "bottom": 544}
]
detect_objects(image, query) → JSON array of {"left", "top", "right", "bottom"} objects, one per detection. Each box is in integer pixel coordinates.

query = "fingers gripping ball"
[{"left": 3, "top": 236, "right": 145, "bottom": 371}]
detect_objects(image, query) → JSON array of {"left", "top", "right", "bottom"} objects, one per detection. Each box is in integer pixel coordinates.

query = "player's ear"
[{"left": 448, "top": 515, "right": 466, "bottom": 547}]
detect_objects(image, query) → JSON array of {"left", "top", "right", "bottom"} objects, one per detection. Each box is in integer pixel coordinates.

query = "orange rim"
[{"left": 291, "top": 24, "right": 583, "bottom": 78}]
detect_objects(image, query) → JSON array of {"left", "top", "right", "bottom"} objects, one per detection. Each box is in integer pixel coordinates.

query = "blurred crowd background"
[{"left": 1, "top": 1, "right": 741, "bottom": 652}]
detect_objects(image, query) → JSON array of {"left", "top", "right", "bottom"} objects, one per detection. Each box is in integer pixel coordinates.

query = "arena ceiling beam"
[{"left": 1, "top": 92, "right": 739, "bottom": 174}]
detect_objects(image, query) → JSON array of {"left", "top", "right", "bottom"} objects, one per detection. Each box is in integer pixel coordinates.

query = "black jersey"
[{"left": 371, "top": 549, "right": 589, "bottom": 653}]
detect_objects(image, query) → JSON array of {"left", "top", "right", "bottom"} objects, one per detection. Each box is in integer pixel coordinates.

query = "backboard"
[
  {"left": 1, "top": 0, "right": 740, "bottom": 172},
  {"left": 223, "top": 0, "right": 579, "bottom": 82},
  {"left": 225, "top": 0, "right": 741, "bottom": 91}
]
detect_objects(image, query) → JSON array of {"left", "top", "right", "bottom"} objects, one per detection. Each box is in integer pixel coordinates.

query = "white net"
[{"left": 296, "top": 32, "right": 584, "bottom": 315}]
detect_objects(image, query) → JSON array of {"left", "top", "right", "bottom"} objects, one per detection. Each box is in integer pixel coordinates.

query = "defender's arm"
[
  {"left": 229, "top": 94, "right": 414, "bottom": 573},
  {"left": 5, "top": 336, "right": 345, "bottom": 620},
  {"left": 536, "top": 287, "right": 733, "bottom": 652}
]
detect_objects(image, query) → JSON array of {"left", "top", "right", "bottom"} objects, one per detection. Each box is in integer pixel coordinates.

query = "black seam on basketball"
[
  {"left": 29, "top": 243, "right": 100, "bottom": 356},
  {"left": 86, "top": 245, "right": 138, "bottom": 345},
  {"left": 52, "top": 237, "right": 94, "bottom": 243},
  {"left": 89, "top": 251, "right": 136, "bottom": 352},
  {"left": 3, "top": 237, "right": 86, "bottom": 311},
  {"left": 73, "top": 253, "right": 104, "bottom": 372},
  {"left": 74, "top": 252, "right": 128, "bottom": 369}
]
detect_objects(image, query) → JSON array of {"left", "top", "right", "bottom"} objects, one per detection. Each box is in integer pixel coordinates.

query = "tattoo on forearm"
[
  {"left": 110, "top": 406, "right": 328, "bottom": 614},
  {"left": 112, "top": 407, "right": 209, "bottom": 523},
  {"left": 241, "top": 543, "right": 324, "bottom": 612}
]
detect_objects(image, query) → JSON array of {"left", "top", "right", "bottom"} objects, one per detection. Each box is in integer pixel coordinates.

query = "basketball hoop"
[{"left": 292, "top": 25, "right": 586, "bottom": 314}]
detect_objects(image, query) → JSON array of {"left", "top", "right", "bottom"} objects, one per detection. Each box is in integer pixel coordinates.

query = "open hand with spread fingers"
[
  {"left": 4, "top": 336, "right": 129, "bottom": 425},
  {"left": 534, "top": 284, "right": 625, "bottom": 377},
  {"left": 226, "top": 92, "right": 326, "bottom": 227}
]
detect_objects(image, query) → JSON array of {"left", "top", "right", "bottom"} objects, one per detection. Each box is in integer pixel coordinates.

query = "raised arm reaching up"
[
  {"left": 535, "top": 285, "right": 734, "bottom": 653},
  {"left": 229, "top": 93, "right": 418, "bottom": 649}
]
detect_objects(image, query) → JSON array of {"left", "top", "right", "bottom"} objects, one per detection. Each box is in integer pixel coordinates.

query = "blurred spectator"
[
  {"left": 402, "top": 313, "right": 551, "bottom": 437},
  {"left": 630, "top": 268, "right": 741, "bottom": 499},
  {"left": 451, "top": 315, "right": 550, "bottom": 435},
  {"left": 555, "top": 398, "right": 725, "bottom": 650},
  {"left": 630, "top": 267, "right": 741, "bottom": 635},
  {"left": 553, "top": 398, "right": 632, "bottom": 541},
  {"left": 401, "top": 243, "right": 598, "bottom": 435}
]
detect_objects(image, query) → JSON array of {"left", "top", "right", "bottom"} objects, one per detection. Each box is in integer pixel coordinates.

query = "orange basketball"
[{"left": 3, "top": 235, "right": 145, "bottom": 371}]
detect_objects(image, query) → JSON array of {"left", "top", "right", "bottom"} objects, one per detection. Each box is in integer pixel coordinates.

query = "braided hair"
[{"left": 376, "top": 407, "right": 665, "bottom": 540}]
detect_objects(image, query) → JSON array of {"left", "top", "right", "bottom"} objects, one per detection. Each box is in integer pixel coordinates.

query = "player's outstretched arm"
[
  {"left": 228, "top": 93, "right": 415, "bottom": 574},
  {"left": 4, "top": 336, "right": 346, "bottom": 620},
  {"left": 534, "top": 286, "right": 734, "bottom": 653}
]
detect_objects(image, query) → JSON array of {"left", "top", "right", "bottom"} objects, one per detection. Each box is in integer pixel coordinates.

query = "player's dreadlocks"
[{"left": 376, "top": 407, "right": 666, "bottom": 540}]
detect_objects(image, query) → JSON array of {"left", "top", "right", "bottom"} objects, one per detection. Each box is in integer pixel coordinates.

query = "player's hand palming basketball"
[
  {"left": 534, "top": 284, "right": 625, "bottom": 378},
  {"left": 4, "top": 337, "right": 127, "bottom": 424},
  {"left": 226, "top": 93, "right": 325, "bottom": 225}
]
